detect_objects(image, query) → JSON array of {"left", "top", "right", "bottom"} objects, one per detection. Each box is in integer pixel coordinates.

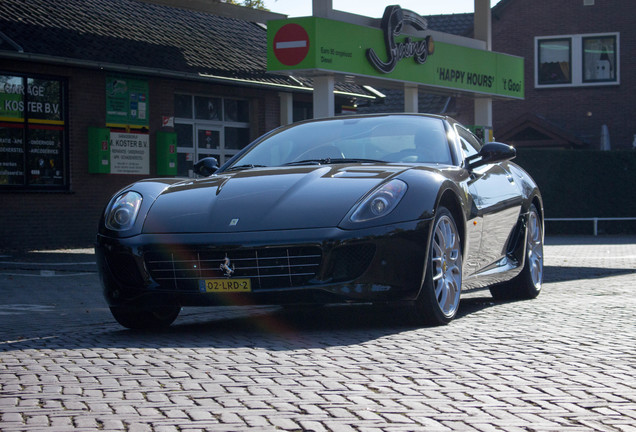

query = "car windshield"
[{"left": 226, "top": 115, "right": 453, "bottom": 169}]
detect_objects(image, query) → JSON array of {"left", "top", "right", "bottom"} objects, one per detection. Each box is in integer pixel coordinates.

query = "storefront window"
[
  {"left": 174, "top": 94, "right": 193, "bottom": 118},
  {"left": 198, "top": 129, "right": 220, "bottom": 150},
  {"left": 174, "top": 94, "right": 250, "bottom": 174},
  {"left": 224, "top": 127, "right": 250, "bottom": 150},
  {"left": 0, "top": 74, "right": 67, "bottom": 189},
  {"left": 538, "top": 39, "right": 571, "bottom": 85},
  {"left": 194, "top": 96, "right": 222, "bottom": 120},
  {"left": 583, "top": 36, "right": 617, "bottom": 82},
  {"left": 223, "top": 99, "right": 249, "bottom": 122}
]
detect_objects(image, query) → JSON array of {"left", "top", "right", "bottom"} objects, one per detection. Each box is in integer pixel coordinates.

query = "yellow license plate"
[{"left": 202, "top": 278, "right": 251, "bottom": 293}]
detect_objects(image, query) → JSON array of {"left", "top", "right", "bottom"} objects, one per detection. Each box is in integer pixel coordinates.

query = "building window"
[
  {"left": 174, "top": 94, "right": 250, "bottom": 176},
  {"left": 0, "top": 74, "right": 68, "bottom": 190},
  {"left": 538, "top": 39, "right": 571, "bottom": 85},
  {"left": 583, "top": 35, "right": 617, "bottom": 82},
  {"left": 535, "top": 33, "right": 619, "bottom": 88}
]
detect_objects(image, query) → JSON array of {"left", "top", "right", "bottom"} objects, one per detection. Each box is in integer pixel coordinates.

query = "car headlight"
[
  {"left": 105, "top": 191, "right": 143, "bottom": 231},
  {"left": 350, "top": 179, "right": 407, "bottom": 222}
]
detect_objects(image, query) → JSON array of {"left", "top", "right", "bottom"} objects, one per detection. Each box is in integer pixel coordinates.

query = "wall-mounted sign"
[
  {"left": 105, "top": 76, "right": 149, "bottom": 128},
  {"left": 109, "top": 132, "right": 149, "bottom": 174},
  {"left": 267, "top": 8, "right": 524, "bottom": 99}
]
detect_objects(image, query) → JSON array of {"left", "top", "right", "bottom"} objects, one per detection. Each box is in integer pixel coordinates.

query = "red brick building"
[{"left": 491, "top": 0, "right": 635, "bottom": 149}]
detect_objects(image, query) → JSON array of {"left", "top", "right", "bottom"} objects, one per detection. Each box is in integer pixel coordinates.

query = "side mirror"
[
  {"left": 194, "top": 157, "right": 219, "bottom": 177},
  {"left": 466, "top": 142, "right": 516, "bottom": 169}
]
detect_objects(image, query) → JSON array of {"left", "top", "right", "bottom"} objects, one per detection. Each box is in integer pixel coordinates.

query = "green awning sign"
[{"left": 267, "top": 7, "right": 524, "bottom": 99}]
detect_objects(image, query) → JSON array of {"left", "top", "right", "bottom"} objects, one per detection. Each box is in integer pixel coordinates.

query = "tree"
[{"left": 222, "top": 0, "right": 269, "bottom": 11}]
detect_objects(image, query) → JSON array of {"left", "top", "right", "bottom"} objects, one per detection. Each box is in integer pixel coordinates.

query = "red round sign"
[{"left": 273, "top": 23, "right": 310, "bottom": 66}]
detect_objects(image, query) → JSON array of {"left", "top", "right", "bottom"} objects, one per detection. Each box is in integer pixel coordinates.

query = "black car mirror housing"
[
  {"left": 466, "top": 142, "right": 516, "bottom": 169},
  {"left": 194, "top": 157, "right": 219, "bottom": 176}
]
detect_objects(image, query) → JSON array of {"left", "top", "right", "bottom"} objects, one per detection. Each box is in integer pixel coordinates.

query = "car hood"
[{"left": 142, "top": 165, "right": 408, "bottom": 233}]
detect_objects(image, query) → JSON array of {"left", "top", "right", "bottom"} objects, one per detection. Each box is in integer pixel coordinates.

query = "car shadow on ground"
[
  {"left": 543, "top": 265, "right": 635, "bottom": 283},
  {"left": 2, "top": 262, "right": 633, "bottom": 353},
  {"left": 94, "top": 294, "right": 500, "bottom": 350}
]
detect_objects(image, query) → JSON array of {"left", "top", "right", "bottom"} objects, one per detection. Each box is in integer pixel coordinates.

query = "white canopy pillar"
[
  {"left": 313, "top": 75, "right": 335, "bottom": 119},
  {"left": 312, "top": 0, "right": 335, "bottom": 118},
  {"left": 279, "top": 92, "right": 293, "bottom": 125},
  {"left": 474, "top": 0, "right": 493, "bottom": 129},
  {"left": 404, "top": 85, "right": 419, "bottom": 113}
]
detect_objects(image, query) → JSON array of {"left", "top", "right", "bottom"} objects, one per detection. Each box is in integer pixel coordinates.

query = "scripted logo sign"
[{"left": 367, "top": 6, "right": 435, "bottom": 74}]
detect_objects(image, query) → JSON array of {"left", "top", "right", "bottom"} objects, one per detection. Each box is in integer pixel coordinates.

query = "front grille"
[
  {"left": 107, "top": 253, "right": 144, "bottom": 286},
  {"left": 144, "top": 246, "right": 322, "bottom": 292},
  {"left": 330, "top": 244, "right": 376, "bottom": 282}
]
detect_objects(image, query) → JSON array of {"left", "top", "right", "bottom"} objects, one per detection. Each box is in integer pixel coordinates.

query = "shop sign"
[
  {"left": 367, "top": 5, "right": 433, "bottom": 74},
  {"left": 267, "top": 9, "right": 524, "bottom": 99},
  {"left": 106, "top": 76, "right": 149, "bottom": 128},
  {"left": 0, "top": 75, "right": 66, "bottom": 188},
  {"left": 0, "top": 76, "right": 63, "bottom": 123},
  {"left": 109, "top": 132, "right": 149, "bottom": 174}
]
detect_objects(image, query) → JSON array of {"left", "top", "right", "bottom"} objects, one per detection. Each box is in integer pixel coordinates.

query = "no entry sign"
[{"left": 273, "top": 23, "right": 310, "bottom": 66}]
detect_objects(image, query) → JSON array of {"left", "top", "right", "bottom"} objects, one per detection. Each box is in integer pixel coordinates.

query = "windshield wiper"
[
  {"left": 225, "top": 164, "right": 268, "bottom": 171},
  {"left": 284, "top": 158, "right": 385, "bottom": 166},
  {"left": 327, "top": 158, "right": 386, "bottom": 164},
  {"left": 283, "top": 159, "right": 326, "bottom": 166}
]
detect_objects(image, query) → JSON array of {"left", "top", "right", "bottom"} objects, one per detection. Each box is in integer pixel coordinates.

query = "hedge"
[{"left": 513, "top": 149, "right": 636, "bottom": 235}]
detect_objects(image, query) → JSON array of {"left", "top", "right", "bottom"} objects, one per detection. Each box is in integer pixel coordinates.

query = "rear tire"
[
  {"left": 490, "top": 203, "right": 543, "bottom": 300},
  {"left": 109, "top": 305, "right": 180, "bottom": 330},
  {"left": 413, "top": 206, "right": 462, "bottom": 326}
]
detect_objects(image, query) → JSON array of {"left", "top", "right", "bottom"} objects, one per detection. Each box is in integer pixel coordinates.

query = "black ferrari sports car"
[{"left": 96, "top": 114, "right": 544, "bottom": 329}]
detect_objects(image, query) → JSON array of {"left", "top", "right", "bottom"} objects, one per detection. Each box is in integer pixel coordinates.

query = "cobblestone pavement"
[{"left": 0, "top": 237, "right": 635, "bottom": 431}]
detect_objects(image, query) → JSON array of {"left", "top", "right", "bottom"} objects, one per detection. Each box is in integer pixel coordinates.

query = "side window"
[{"left": 456, "top": 126, "right": 481, "bottom": 160}]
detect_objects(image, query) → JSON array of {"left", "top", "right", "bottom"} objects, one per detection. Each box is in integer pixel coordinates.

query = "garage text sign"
[{"left": 0, "top": 77, "right": 63, "bottom": 123}]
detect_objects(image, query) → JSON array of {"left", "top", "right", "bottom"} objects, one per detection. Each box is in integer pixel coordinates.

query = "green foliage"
[
  {"left": 514, "top": 149, "right": 636, "bottom": 234},
  {"left": 224, "top": 0, "right": 269, "bottom": 10}
]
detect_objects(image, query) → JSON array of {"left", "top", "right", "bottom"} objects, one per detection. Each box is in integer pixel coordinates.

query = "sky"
[{"left": 262, "top": 0, "right": 503, "bottom": 18}]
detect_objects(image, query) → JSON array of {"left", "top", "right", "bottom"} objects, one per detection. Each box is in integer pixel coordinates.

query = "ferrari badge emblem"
[{"left": 220, "top": 256, "right": 235, "bottom": 277}]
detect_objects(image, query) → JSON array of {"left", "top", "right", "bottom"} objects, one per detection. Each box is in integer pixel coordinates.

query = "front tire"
[
  {"left": 490, "top": 203, "right": 544, "bottom": 300},
  {"left": 109, "top": 305, "right": 181, "bottom": 330},
  {"left": 413, "top": 206, "right": 463, "bottom": 325}
]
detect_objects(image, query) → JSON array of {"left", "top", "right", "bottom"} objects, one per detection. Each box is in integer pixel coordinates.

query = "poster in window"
[
  {"left": 0, "top": 124, "right": 25, "bottom": 185},
  {"left": 27, "top": 126, "right": 64, "bottom": 186},
  {"left": 198, "top": 129, "right": 220, "bottom": 149}
]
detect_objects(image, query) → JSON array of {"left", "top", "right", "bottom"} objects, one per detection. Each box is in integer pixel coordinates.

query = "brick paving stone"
[{"left": 1, "top": 236, "right": 635, "bottom": 431}]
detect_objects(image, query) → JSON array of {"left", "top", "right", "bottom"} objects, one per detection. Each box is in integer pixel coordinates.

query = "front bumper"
[{"left": 96, "top": 219, "right": 432, "bottom": 308}]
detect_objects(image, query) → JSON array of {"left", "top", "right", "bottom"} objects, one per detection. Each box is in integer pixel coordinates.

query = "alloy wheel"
[{"left": 431, "top": 214, "right": 462, "bottom": 317}]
